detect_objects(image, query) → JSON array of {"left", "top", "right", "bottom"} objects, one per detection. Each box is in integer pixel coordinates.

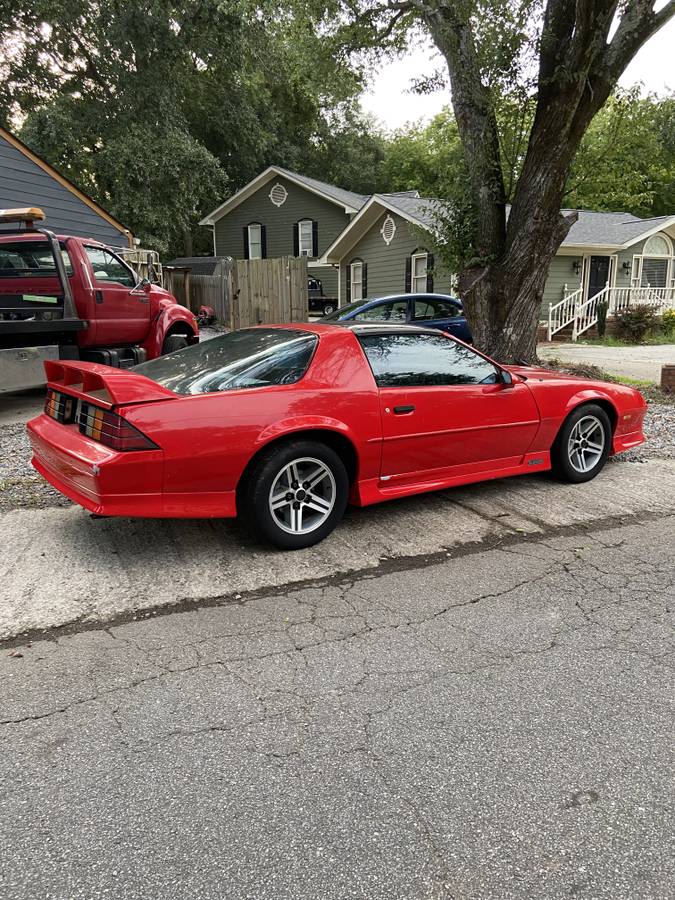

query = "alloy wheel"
[
  {"left": 268, "top": 457, "right": 337, "bottom": 535},
  {"left": 567, "top": 415, "right": 605, "bottom": 474}
]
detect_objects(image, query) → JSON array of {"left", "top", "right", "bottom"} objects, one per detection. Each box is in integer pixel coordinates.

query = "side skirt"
[{"left": 351, "top": 452, "right": 552, "bottom": 507}]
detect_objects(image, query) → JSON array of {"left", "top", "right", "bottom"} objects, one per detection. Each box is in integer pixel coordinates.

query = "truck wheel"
[{"left": 162, "top": 334, "right": 189, "bottom": 355}]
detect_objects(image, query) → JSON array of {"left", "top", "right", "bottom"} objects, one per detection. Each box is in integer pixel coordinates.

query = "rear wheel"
[
  {"left": 162, "top": 334, "right": 189, "bottom": 355},
  {"left": 239, "top": 440, "right": 349, "bottom": 549},
  {"left": 551, "top": 404, "right": 611, "bottom": 483}
]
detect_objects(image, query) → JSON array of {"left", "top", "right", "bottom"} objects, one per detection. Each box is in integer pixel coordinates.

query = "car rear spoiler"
[{"left": 44, "top": 360, "right": 178, "bottom": 409}]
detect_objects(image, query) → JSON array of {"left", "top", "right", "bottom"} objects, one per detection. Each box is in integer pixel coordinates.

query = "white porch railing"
[
  {"left": 548, "top": 284, "right": 675, "bottom": 342},
  {"left": 547, "top": 285, "right": 583, "bottom": 340}
]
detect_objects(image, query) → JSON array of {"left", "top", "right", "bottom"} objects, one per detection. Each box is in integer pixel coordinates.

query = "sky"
[{"left": 360, "top": 18, "right": 675, "bottom": 131}]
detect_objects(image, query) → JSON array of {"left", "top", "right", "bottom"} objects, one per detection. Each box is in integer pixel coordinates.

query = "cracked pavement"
[
  {"left": 1, "top": 514, "right": 674, "bottom": 899},
  {"left": 2, "top": 457, "right": 675, "bottom": 642}
]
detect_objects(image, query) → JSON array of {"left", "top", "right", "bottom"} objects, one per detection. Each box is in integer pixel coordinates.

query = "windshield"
[
  {"left": 133, "top": 328, "right": 318, "bottom": 395},
  {"left": 322, "top": 300, "right": 368, "bottom": 321}
]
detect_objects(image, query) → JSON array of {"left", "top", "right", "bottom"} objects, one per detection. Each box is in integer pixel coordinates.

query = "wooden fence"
[
  {"left": 164, "top": 257, "right": 308, "bottom": 330},
  {"left": 231, "top": 257, "right": 307, "bottom": 329}
]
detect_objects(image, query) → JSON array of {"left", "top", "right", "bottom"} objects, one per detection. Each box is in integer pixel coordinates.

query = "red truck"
[{"left": 0, "top": 208, "right": 198, "bottom": 393}]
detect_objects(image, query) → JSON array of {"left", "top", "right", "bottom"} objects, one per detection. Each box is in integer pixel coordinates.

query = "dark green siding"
[
  {"left": 338, "top": 213, "right": 454, "bottom": 300},
  {"left": 214, "top": 175, "right": 350, "bottom": 298}
]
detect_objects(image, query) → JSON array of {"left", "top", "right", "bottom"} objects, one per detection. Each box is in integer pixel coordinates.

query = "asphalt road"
[{"left": 1, "top": 514, "right": 673, "bottom": 900}]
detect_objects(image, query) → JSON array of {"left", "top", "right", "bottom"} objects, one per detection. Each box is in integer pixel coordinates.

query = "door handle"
[
  {"left": 95, "top": 290, "right": 104, "bottom": 304},
  {"left": 393, "top": 405, "right": 415, "bottom": 415}
]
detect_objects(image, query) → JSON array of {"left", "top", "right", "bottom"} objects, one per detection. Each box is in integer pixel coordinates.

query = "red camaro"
[{"left": 28, "top": 323, "right": 647, "bottom": 549}]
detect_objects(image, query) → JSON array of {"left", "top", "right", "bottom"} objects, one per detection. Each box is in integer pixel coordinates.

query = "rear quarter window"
[{"left": 133, "top": 328, "right": 318, "bottom": 395}]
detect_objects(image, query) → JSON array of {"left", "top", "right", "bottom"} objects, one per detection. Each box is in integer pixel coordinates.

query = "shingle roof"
[
  {"left": 273, "top": 167, "right": 368, "bottom": 211},
  {"left": 165, "top": 256, "right": 228, "bottom": 275},
  {"left": 381, "top": 193, "right": 445, "bottom": 228},
  {"left": 559, "top": 210, "right": 673, "bottom": 246}
]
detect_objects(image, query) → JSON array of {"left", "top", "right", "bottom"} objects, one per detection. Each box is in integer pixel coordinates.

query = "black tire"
[
  {"left": 551, "top": 403, "right": 612, "bottom": 483},
  {"left": 239, "top": 439, "right": 349, "bottom": 550},
  {"left": 322, "top": 303, "right": 335, "bottom": 316},
  {"left": 162, "top": 334, "right": 189, "bottom": 355}
]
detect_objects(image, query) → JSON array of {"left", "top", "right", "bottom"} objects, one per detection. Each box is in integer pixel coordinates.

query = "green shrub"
[
  {"left": 661, "top": 308, "right": 675, "bottom": 338},
  {"left": 615, "top": 304, "right": 660, "bottom": 342}
]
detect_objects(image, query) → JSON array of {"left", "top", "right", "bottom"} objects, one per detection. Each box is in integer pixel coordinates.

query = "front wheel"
[
  {"left": 551, "top": 404, "right": 611, "bottom": 483},
  {"left": 162, "top": 334, "right": 189, "bottom": 355},
  {"left": 239, "top": 440, "right": 349, "bottom": 549}
]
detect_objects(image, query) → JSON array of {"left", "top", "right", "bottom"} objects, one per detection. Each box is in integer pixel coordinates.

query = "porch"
[{"left": 548, "top": 284, "right": 675, "bottom": 341}]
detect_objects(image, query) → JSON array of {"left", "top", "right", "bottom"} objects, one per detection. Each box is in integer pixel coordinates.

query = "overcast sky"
[{"left": 360, "top": 19, "right": 675, "bottom": 131}]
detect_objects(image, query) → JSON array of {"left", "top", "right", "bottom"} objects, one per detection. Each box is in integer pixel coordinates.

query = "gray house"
[
  {"left": 322, "top": 195, "right": 675, "bottom": 339},
  {"left": 202, "top": 164, "right": 675, "bottom": 339},
  {"left": 199, "top": 166, "right": 368, "bottom": 297},
  {"left": 0, "top": 126, "right": 132, "bottom": 247}
]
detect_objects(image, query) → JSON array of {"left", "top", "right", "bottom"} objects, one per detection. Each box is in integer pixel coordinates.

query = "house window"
[
  {"left": 269, "top": 183, "right": 288, "bottom": 207},
  {"left": 299, "top": 219, "right": 313, "bottom": 256},
  {"left": 351, "top": 261, "right": 363, "bottom": 301},
  {"left": 247, "top": 223, "right": 262, "bottom": 260},
  {"left": 411, "top": 252, "right": 428, "bottom": 293},
  {"left": 637, "top": 233, "right": 672, "bottom": 288}
]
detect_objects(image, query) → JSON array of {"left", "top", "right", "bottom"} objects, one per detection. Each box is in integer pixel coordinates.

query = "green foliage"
[
  {"left": 661, "top": 309, "right": 675, "bottom": 338},
  {"left": 1, "top": 0, "right": 373, "bottom": 256},
  {"left": 615, "top": 304, "right": 661, "bottom": 343},
  {"left": 566, "top": 89, "right": 675, "bottom": 216}
]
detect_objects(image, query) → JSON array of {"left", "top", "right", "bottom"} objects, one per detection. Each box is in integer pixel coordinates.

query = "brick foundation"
[{"left": 661, "top": 364, "right": 675, "bottom": 394}]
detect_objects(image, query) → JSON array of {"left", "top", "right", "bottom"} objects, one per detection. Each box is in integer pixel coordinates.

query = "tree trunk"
[{"left": 182, "top": 225, "right": 194, "bottom": 257}]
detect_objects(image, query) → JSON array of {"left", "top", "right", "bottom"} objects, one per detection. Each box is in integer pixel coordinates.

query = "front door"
[
  {"left": 83, "top": 245, "right": 150, "bottom": 345},
  {"left": 587, "top": 256, "right": 611, "bottom": 299},
  {"left": 357, "top": 331, "right": 541, "bottom": 483}
]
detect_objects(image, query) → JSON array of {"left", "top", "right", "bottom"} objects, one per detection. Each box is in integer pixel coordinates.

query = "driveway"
[
  {"left": 538, "top": 342, "right": 675, "bottom": 382},
  {"left": 1, "top": 514, "right": 673, "bottom": 899}
]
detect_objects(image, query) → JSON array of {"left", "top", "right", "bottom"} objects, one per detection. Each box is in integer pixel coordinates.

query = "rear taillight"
[
  {"left": 78, "top": 402, "right": 158, "bottom": 451},
  {"left": 44, "top": 389, "right": 75, "bottom": 423}
]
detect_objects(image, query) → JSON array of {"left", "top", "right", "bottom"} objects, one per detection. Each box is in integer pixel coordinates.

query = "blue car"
[{"left": 321, "top": 293, "right": 472, "bottom": 343}]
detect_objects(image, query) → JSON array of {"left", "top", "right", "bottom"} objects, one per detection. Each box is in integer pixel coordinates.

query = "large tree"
[
  {"left": 0, "top": 0, "right": 376, "bottom": 255},
  {"left": 336, "top": 0, "right": 675, "bottom": 361}
]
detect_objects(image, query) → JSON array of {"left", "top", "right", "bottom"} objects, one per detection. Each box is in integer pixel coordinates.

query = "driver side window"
[
  {"left": 358, "top": 332, "right": 499, "bottom": 387},
  {"left": 85, "top": 247, "right": 136, "bottom": 287}
]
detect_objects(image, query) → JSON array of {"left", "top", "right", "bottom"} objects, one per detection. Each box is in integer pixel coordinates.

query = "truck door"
[{"left": 82, "top": 246, "right": 150, "bottom": 345}]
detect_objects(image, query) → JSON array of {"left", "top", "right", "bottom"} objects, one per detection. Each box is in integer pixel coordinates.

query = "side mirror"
[{"left": 500, "top": 369, "right": 515, "bottom": 386}]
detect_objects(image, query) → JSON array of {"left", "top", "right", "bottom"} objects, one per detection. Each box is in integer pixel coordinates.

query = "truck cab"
[{"left": 0, "top": 208, "right": 198, "bottom": 392}]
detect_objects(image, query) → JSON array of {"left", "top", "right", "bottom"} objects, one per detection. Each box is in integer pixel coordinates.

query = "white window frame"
[
  {"left": 247, "top": 223, "right": 262, "bottom": 260},
  {"left": 350, "top": 261, "right": 363, "bottom": 301},
  {"left": 411, "top": 252, "right": 428, "bottom": 293},
  {"left": 298, "top": 219, "right": 313, "bottom": 257},
  {"left": 633, "top": 233, "right": 673, "bottom": 288}
]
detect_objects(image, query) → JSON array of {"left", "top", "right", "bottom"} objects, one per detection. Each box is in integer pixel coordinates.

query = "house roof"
[
  {"left": 199, "top": 165, "right": 369, "bottom": 225},
  {"left": 559, "top": 209, "right": 675, "bottom": 248},
  {"left": 323, "top": 194, "right": 675, "bottom": 263},
  {"left": 165, "top": 256, "right": 230, "bottom": 275},
  {"left": 0, "top": 126, "right": 132, "bottom": 242},
  {"left": 320, "top": 193, "right": 445, "bottom": 263}
]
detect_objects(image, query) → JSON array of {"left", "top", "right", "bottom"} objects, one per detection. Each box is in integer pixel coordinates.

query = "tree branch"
[{"left": 602, "top": 0, "right": 675, "bottom": 85}]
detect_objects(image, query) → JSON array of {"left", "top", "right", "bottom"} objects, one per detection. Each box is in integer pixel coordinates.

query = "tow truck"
[{"left": 0, "top": 208, "right": 198, "bottom": 393}]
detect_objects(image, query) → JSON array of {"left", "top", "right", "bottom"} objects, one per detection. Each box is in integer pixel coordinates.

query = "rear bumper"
[{"left": 28, "top": 414, "right": 236, "bottom": 518}]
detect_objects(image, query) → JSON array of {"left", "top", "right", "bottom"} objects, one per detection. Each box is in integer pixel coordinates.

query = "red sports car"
[{"left": 28, "top": 323, "right": 646, "bottom": 549}]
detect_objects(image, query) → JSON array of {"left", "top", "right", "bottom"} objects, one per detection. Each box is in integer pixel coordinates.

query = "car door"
[
  {"left": 357, "top": 331, "right": 540, "bottom": 484},
  {"left": 411, "top": 295, "right": 470, "bottom": 341},
  {"left": 83, "top": 245, "right": 150, "bottom": 345}
]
